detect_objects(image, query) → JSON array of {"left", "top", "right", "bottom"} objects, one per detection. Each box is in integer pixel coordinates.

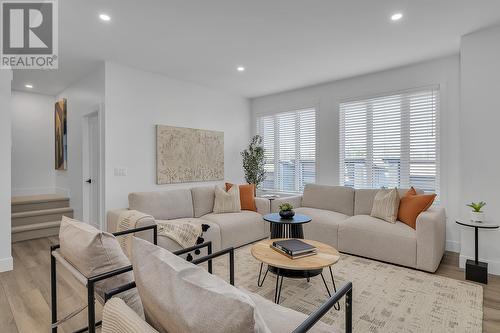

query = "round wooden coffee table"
[{"left": 251, "top": 239, "right": 341, "bottom": 306}]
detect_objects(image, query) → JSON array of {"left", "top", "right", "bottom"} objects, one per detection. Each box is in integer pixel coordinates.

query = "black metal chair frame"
[
  {"left": 51, "top": 229, "right": 352, "bottom": 333},
  {"left": 50, "top": 224, "right": 158, "bottom": 333}
]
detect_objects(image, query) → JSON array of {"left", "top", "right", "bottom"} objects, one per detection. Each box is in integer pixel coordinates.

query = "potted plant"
[
  {"left": 241, "top": 135, "right": 266, "bottom": 193},
  {"left": 467, "top": 201, "right": 486, "bottom": 222},
  {"left": 279, "top": 203, "right": 295, "bottom": 219}
]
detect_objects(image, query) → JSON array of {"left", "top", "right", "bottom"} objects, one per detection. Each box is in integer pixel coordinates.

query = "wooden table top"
[{"left": 251, "top": 239, "right": 340, "bottom": 270}]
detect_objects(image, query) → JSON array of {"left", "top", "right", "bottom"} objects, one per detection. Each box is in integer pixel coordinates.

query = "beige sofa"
[
  {"left": 107, "top": 186, "right": 270, "bottom": 253},
  {"left": 271, "top": 184, "right": 446, "bottom": 272}
]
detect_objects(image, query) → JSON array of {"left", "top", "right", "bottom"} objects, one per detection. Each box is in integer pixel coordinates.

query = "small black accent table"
[
  {"left": 455, "top": 220, "right": 499, "bottom": 284},
  {"left": 263, "top": 213, "right": 312, "bottom": 239}
]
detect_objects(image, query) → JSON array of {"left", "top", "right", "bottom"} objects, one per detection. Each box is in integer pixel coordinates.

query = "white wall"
[
  {"left": 104, "top": 62, "right": 250, "bottom": 214},
  {"left": 459, "top": 25, "right": 500, "bottom": 274},
  {"left": 0, "top": 70, "right": 13, "bottom": 272},
  {"left": 11, "top": 91, "right": 56, "bottom": 196},
  {"left": 251, "top": 55, "right": 461, "bottom": 252},
  {"left": 56, "top": 65, "right": 105, "bottom": 220}
]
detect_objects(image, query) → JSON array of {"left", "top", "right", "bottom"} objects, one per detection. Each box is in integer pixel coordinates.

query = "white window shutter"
[
  {"left": 339, "top": 87, "right": 439, "bottom": 195},
  {"left": 257, "top": 108, "right": 316, "bottom": 193}
]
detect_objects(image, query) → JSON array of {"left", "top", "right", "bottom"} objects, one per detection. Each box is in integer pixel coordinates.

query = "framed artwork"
[
  {"left": 55, "top": 98, "right": 67, "bottom": 170},
  {"left": 156, "top": 125, "right": 224, "bottom": 184}
]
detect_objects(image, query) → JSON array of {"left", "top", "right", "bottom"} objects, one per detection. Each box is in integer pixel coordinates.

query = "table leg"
[
  {"left": 274, "top": 271, "right": 284, "bottom": 304},
  {"left": 475, "top": 226, "right": 479, "bottom": 265},
  {"left": 320, "top": 266, "right": 340, "bottom": 311},
  {"left": 257, "top": 262, "right": 269, "bottom": 287}
]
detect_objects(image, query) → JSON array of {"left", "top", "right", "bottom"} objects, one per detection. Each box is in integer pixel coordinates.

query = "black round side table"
[
  {"left": 456, "top": 220, "right": 499, "bottom": 284},
  {"left": 263, "top": 213, "right": 311, "bottom": 239}
]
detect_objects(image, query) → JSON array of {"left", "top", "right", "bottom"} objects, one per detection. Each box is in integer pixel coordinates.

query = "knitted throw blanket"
[
  {"left": 116, "top": 210, "right": 154, "bottom": 258},
  {"left": 156, "top": 219, "right": 202, "bottom": 249}
]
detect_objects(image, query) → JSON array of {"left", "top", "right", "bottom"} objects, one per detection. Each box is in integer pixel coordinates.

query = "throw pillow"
[
  {"left": 132, "top": 237, "right": 271, "bottom": 333},
  {"left": 370, "top": 188, "right": 400, "bottom": 223},
  {"left": 102, "top": 298, "right": 158, "bottom": 333},
  {"left": 225, "top": 183, "right": 257, "bottom": 212},
  {"left": 58, "top": 216, "right": 144, "bottom": 317},
  {"left": 213, "top": 185, "right": 241, "bottom": 213},
  {"left": 398, "top": 187, "right": 437, "bottom": 229}
]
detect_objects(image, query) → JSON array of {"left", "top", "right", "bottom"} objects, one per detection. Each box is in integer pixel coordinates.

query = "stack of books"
[{"left": 271, "top": 239, "right": 317, "bottom": 259}]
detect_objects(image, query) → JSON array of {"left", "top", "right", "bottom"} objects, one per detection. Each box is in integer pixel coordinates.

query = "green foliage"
[
  {"left": 279, "top": 202, "right": 294, "bottom": 211},
  {"left": 241, "top": 135, "right": 266, "bottom": 188},
  {"left": 466, "top": 201, "right": 486, "bottom": 212}
]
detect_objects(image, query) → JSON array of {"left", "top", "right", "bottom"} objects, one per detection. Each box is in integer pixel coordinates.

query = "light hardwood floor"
[{"left": 1, "top": 237, "right": 499, "bottom": 332}]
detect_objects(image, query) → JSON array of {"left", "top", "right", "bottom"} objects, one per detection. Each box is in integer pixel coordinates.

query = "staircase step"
[
  {"left": 12, "top": 221, "right": 61, "bottom": 242},
  {"left": 12, "top": 194, "right": 70, "bottom": 213},
  {"left": 11, "top": 207, "right": 73, "bottom": 227}
]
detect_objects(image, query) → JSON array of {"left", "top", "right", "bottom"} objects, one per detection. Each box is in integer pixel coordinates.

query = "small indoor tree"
[{"left": 241, "top": 135, "right": 266, "bottom": 189}]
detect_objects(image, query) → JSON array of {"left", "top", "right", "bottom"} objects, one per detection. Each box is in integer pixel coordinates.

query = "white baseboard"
[
  {"left": 0, "top": 256, "right": 13, "bottom": 272},
  {"left": 12, "top": 187, "right": 57, "bottom": 196},
  {"left": 445, "top": 240, "right": 460, "bottom": 253},
  {"left": 459, "top": 254, "right": 500, "bottom": 276}
]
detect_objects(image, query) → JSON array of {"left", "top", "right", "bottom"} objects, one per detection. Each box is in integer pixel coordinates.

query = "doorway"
[{"left": 82, "top": 109, "right": 103, "bottom": 229}]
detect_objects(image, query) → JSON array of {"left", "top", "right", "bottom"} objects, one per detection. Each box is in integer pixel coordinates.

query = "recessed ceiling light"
[
  {"left": 25, "top": 84, "right": 33, "bottom": 89},
  {"left": 391, "top": 13, "right": 403, "bottom": 21},
  {"left": 237, "top": 66, "right": 245, "bottom": 72},
  {"left": 99, "top": 13, "right": 111, "bottom": 21}
]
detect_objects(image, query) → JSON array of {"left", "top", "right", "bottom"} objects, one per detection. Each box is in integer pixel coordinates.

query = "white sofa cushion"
[
  {"left": 129, "top": 189, "right": 194, "bottom": 220},
  {"left": 59, "top": 216, "right": 144, "bottom": 317},
  {"left": 295, "top": 207, "right": 349, "bottom": 248},
  {"left": 242, "top": 289, "right": 336, "bottom": 333},
  {"left": 338, "top": 215, "right": 417, "bottom": 268},
  {"left": 302, "top": 184, "right": 354, "bottom": 216},
  {"left": 191, "top": 186, "right": 216, "bottom": 217},
  {"left": 202, "top": 211, "right": 268, "bottom": 248},
  {"left": 132, "top": 237, "right": 270, "bottom": 333}
]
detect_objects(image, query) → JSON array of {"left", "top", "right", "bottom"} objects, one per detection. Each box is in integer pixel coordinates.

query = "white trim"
[
  {"left": 459, "top": 254, "right": 500, "bottom": 276},
  {"left": 339, "top": 84, "right": 441, "bottom": 104},
  {"left": 445, "top": 240, "right": 460, "bottom": 253},
  {"left": 0, "top": 256, "right": 13, "bottom": 272}
]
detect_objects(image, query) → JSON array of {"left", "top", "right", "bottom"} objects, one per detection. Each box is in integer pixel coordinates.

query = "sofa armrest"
[
  {"left": 107, "top": 209, "right": 156, "bottom": 243},
  {"left": 270, "top": 196, "right": 303, "bottom": 213},
  {"left": 254, "top": 197, "right": 271, "bottom": 215},
  {"left": 416, "top": 207, "right": 446, "bottom": 272}
]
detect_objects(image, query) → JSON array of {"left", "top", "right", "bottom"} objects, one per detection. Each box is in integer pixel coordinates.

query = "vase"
[
  {"left": 470, "top": 211, "right": 485, "bottom": 222},
  {"left": 279, "top": 210, "right": 295, "bottom": 219}
]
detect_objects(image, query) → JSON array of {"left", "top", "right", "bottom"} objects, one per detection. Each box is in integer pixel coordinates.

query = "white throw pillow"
[
  {"left": 370, "top": 188, "right": 400, "bottom": 223},
  {"left": 132, "top": 237, "right": 270, "bottom": 333},
  {"left": 213, "top": 185, "right": 241, "bottom": 214},
  {"left": 59, "top": 216, "right": 144, "bottom": 317}
]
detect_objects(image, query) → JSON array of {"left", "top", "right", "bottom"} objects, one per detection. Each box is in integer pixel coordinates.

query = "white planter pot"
[{"left": 470, "top": 211, "right": 485, "bottom": 222}]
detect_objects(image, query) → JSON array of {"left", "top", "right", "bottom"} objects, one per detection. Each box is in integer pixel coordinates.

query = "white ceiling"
[{"left": 12, "top": 0, "right": 500, "bottom": 98}]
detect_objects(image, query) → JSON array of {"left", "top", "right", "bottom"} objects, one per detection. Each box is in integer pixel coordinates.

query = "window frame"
[
  {"left": 338, "top": 85, "right": 440, "bottom": 195},
  {"left": 256, "top": 106, "right": 318, "bottom": 194}
]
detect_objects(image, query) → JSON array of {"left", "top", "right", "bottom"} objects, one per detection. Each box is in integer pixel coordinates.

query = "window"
[
  {"left": 257, "top": 108, "right": 316, "bottom": 193},
  {"left": 339, "top": 87, "right": 439, "bottom": 194}
]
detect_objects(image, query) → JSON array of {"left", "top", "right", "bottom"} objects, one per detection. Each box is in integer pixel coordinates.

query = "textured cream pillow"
[
  {"left": 213, "top": 185, "right": 241, "bottom": 213},
  {"left": 103, "top": 298, "right": 158, "bottom": 333},
  {"left": 59, "top": 216, "right": 144, "bottom": 317},
  {"left": 132, "top": 237, "right": 270, "bottom": 333},
  {"left": 370, "top": 188, "right": 400, "bottom": 223}
]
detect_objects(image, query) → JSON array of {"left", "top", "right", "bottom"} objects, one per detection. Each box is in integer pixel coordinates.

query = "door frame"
[{"left": 82, "top": 104, "right": 105, "bottom": 230}]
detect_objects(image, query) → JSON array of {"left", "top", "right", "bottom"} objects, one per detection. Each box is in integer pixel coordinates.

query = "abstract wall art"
[
  {"left": 55, "top": 98, "right": 67, "bottom": 170},
  {"left": 156, "top": 125, "right": 224, "bottom": 184}
]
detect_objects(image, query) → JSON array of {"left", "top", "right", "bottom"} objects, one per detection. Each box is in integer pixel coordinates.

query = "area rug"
[{"left": 210, "top": 244, "right": 483, "bottom": 333}]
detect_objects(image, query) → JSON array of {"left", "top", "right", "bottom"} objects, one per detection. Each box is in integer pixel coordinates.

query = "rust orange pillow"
[
  {"left": 398, "top": 187, "right": 436, "bottom": 229},
  {"left": 225, "top": 183, "right": 257, "bottom": 212}
]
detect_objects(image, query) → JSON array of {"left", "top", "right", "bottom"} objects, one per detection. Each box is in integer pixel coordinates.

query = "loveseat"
[
  {"left": 271, "top": 184, "right": 446, "bottom": 272},
  {"left": 107, "top": 186, "right": 270, "bottom": 253}
]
